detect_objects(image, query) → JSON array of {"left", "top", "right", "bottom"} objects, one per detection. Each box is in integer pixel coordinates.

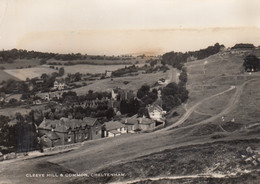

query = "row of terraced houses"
[{"left": 37, "top": 104, "right": 166, "bottom": 148}]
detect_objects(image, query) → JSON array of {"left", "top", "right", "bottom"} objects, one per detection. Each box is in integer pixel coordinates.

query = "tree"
[
  {"left": 137, "top": 84, "right": 150, "bottom": 99},
  {"left": 179, "top": 71, "right": 188, "bottom": 83},
  {"left": 40, "top": 59, "right": 47, "bottom": 65},
  {"left": 58, "top": 67, "right": 65, "bottom": 76},
  {"left": 9, "top": 98, "right": 18, "bottom": 105},
  {"left": 137, "top": 107, "right": 148, "bottom": 117},
  {"left": 161, "top": 82, "right": 189, "bottom": 111},
  {"left": 120, "top": 100, "right": 129, "bottom": 114},
  {"left": 41, "top": 73, "right": 48, "bottom": 80},
  {"left": 149, "top": 59, "right": 157, "bottom": 67},
  {"left": 106, "top": 107, "right": 115, "bottom": 120},
  {"left": 243, "top": 55, "right": 260, "bottom": 72}
]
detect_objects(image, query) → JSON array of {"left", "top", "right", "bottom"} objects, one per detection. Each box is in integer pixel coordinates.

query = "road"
[{"left": 0, "top": 79, "right": 256, "bottom": 184}]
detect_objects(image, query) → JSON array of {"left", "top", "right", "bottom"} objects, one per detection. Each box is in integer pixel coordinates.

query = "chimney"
[{"left": 139, "top": 117, "right": 142, "bottom": 124}]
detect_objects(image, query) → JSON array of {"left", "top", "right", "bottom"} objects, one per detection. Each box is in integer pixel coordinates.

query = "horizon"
[{"left": 1, "top": 39, "right": 260, "bottom": 57}]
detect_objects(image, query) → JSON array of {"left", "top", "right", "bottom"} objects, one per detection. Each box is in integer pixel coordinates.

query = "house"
[
  {"left": 44, "top": 91, "right": 63, "bottom": 101},
  {"left": 53, "top": 79, "right": 65, "bottom": 90},
  {"left": 37, "top": 117, "right": 102, "bottom": 148},
  {"left": 123, "top": 116, "right": 156, "bottom": 131},
  {"left": 123, "top": 118, "right": 139, "bottom": 133},
  {"left": 230, "top": 43, "right": 255, "bottom": 55},
  {"left": 105, "top": 70, "right": 112, "bottom": 78},
  {"left": 138, "top": 117, "right": 156, "bottom": 131},
  {"left": 83, "top": 117, "right": 102, "bottom": 140},
  {"left": 103, "top": 121, "right": 127, "bottom": 137},
  {"left": 147, "top": 104, "right": 166, "bottom": 122},
  {"left": 38, "top": 118, "right": 87, "bottom": 148}
]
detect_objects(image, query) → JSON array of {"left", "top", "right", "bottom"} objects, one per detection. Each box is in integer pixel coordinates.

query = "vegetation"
[
  {"left": 0, "top": 113, "right": 39, "bottom": 154},
  {"left": 111, "top": 65, "right": 138, "bottom": 77},
  {"left": 161, "top": 82, "right": 189, "bottom": 111},
  {"left": 162, "top": 43, "right": 224, "bottom": 69},
  {"left": 0, "top": 49, "right": 87, "bottom": 62},
  {"left": 243, "top": 55, "right": 260, "bottom": 72},
  {"left": 231, "top": 43, "right": 255, "bottom": 50}
]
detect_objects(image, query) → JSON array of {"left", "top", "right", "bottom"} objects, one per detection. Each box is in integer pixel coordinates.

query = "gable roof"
[
  {"left": 40, "top": 131, "right": 60, "bottom": 140},
  {"left": 104, "top": 121, "right": 125, "bottom": 131},
  {"left": 83, "top": 117, "right": 98, "bottom": 127},
  {"left": 124, "top": 118, "right": 138, "bottom": 125},
  {"left": 148, "top": 104, "right": 163, "bottom": 113},
  {"left": 39, "top": 118, "right": 90, "bottom": 133},
  {"left": 139, "top": 118, "right": 154, "bottom": 125}
]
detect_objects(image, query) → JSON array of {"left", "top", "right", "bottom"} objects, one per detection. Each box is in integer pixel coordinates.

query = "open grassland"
[
  {"left": 186, "top": 52, "right": 259, "bottom": 107},
  {"left": 0, "top": 104, "right": 46, "bottom": 117},
  {"left": 217, "top": 79, "right": 260, "bottom": 126},
  {"left": 72, "top": 70, "right": 170, "bottom": 95},
  {"left": 47, "top": 58, "right": 145, "bottom": 65},
  {"left": 48, "top": 63, "right": 145, "bottom": 75},
  {"left": 0, "top": 70, "right": 20, "bottom": 82},
  {"left": 195, "top": 89, "right": 235, "bottom": 115},
  {"left": 4, "top": 66, "right": 56, "bottom": 81},
  {"left": 0, "top": 59, "right": 41, "bottom": 69}
]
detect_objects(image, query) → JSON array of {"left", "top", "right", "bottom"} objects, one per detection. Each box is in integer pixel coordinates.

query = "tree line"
[{"left": 162, "top": 43, "right": 224, "bottom": 69}]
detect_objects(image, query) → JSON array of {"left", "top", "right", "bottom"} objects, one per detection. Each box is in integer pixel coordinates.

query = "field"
[
  {"left": 4, "top": 66, "right": 56, "bottom": 81},
  {"left": 0, "top": 59, "right": 41, "bottom": 69},
  {"left": 71, "top": 69, "right": 172, "bottom": 95},
  {"left": 50, "top": 63, "right": 145, "bottom": 75},
  {"left": 46, "top": 58, "right": 145, "bottom": 65},
  {"left": 0, "top": 70, "right": 20, "bottom": 83},
  {"left": 219, "top": 79, "right": 260, "bottom": 126}
]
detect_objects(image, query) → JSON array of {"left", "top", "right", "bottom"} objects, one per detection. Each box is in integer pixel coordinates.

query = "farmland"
[
  {"left": 50, "top": 63, "right": 145, "bottom": 75},
  {"left": 0, "top": 70, "right": 20, "bottom": 83},
  {"left": 71, "top": 68, "right": 173, "bottom": 95},
  {"left": 4, "top": 66, "right": 56, "bottom": 81},
  {"left": 0, "top": 59, "right": 41, "bottom": 69},
  {"left": 3, "top": 63, "right": 145, "bottom": 81}
]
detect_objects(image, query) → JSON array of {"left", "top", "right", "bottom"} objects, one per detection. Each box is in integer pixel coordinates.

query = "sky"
[{"left": 0, "top": 0, "right": 260, "bottom": 55}]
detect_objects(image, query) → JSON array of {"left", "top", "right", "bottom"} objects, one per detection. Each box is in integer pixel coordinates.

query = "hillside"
[{"left": 0, "top": 51, "right": 259, "bottom": 184}]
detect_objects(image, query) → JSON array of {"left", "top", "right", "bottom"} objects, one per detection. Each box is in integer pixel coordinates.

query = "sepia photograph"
[{"left": 0, "top": 0, "right": 260, "bottom": 183}]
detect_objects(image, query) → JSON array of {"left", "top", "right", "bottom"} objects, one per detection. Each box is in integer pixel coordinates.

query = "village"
[{"left": 36, "top": 86, "right": 167, "bottom": 149}]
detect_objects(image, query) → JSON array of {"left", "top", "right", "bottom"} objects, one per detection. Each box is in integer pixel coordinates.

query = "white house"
[
  {"left": 105, "top": 70, "right": 112, "bottom": 78},
  {"left": 147, "top": 104, "right": 166, "bottom": 122},
  {"left": 53, "top": 80, "right": 65, "bottom": 90}
]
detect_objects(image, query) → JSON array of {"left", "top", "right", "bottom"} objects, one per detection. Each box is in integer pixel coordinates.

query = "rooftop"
[{"left": 105, "top": 121, "right": 125, "bottom": 131}]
